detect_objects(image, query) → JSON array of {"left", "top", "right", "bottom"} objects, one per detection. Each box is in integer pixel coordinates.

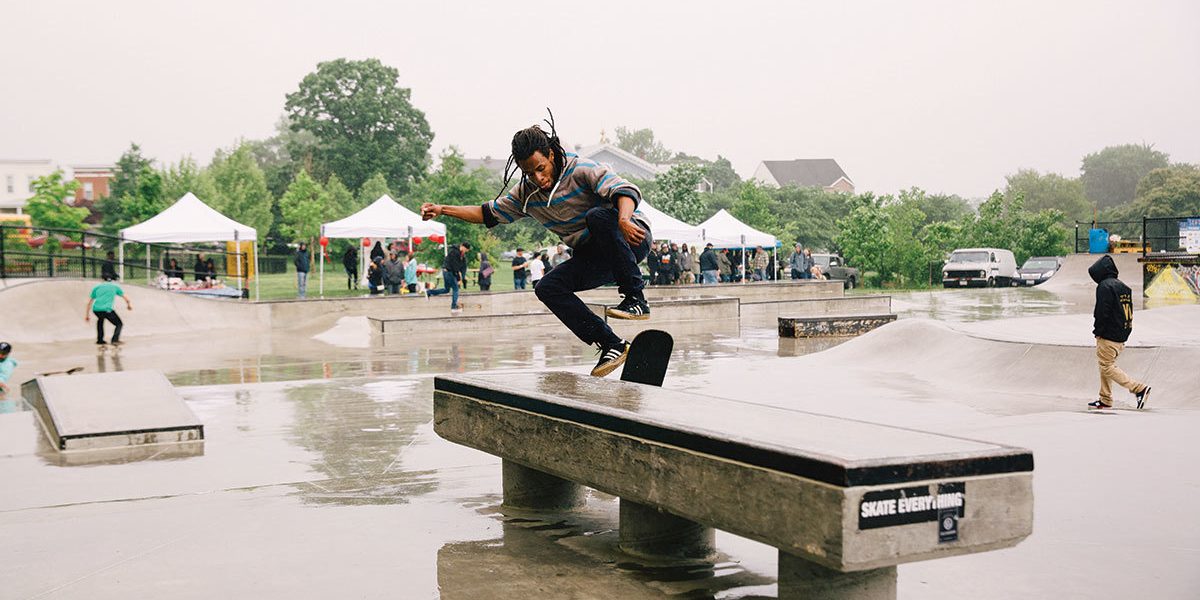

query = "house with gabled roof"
[
  {"left": 575, "top": 143, "right": 666, "bottom": 181},
  {"left": 751, "top": 159, "right": 854, "bottom": 193}
]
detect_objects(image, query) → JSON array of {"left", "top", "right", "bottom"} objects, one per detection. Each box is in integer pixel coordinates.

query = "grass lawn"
[{"left": 252, "top": 261, "right": 518, "bottom": 301}]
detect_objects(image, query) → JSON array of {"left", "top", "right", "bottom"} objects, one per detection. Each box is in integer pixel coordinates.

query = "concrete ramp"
[
  {"left": 1040, "top": 253, "right": 1142, "bottom": 295},
  {"left": 21, "top": 370, "right": 203, "bottom": 451},
  {"left": 0, "top": 279, "right": 269, "bottom": 344}
]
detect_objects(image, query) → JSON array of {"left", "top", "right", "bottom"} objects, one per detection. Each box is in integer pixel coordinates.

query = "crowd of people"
[{"left": 643, "top": 242, "right": 825, "bottom": 285}]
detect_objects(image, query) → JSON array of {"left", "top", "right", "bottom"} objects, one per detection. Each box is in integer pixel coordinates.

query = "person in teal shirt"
[
  {"left": 86, "top": 276, "right": 133, "bottom": 345},
  {"left": 403, "top": 252, "right": 420, "bottom": 294},
  {"left": 0, "top": 342, "right": 16, "bottom": 395}
]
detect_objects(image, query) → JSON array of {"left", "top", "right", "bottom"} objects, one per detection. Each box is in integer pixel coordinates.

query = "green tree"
[
  {"left": 1129, "top": 164, "right": 1200, "bottom": 217},
  {"left": 730, "top": 181, "right": 778, "bottom": 233},
  {"left": 1004, "top": 169, "right": 1092, "bottom": 224},
  {"left": 769, "top": 186, "right": 855, "bottom": 251},
  {"left": 278, "top": 170, "right": 328, "bottom": 248},
  {"left": 160, "top": 157, "right": 218, "bottom": 204},
  {"left": 285, "top": 58, "right": 433, "bottom": 194},
  {"left": 25, "top": 172, "right": 87, "bottom": 250},
  {"left": 403, "top": 148, "right": 495, "bottom": 265},
  {"left": 324, "top": 173, "right": 355, "bottom": 218},
  {"left": 245, "top": 115, "right": 319, "bottom": 198},
  {"left": 356, "top": 172, "right": 393, "bottom": 207},
  {"left": 209, "top": 144, "right": 275, "bottom": 237},
  {"left": 651, "top": 163, "right": 708, "bottom": 224},
  {"left": 899, "top": 188, "right": 973, "bottom": 226},
  {"left": 97, "top": 143, "right": 166, "bottom": 234},
  {"left": 836, "top": 195, "right": 889, "bottom": 281},
  {"left": 1081, "top": 143, "right": 1170, "bottom": 209},
  {"left": 614, "top": 126, "right": 672, "bottom": 163}
]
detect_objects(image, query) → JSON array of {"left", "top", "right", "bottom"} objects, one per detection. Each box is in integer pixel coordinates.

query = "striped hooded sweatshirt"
[{"left": 481, "top": 152, "right": 652, "bottom": 249}]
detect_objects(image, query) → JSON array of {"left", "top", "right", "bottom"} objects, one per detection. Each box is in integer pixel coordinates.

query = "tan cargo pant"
[{"left": 1096, "top": 337, "right": 1145, "bottom": 405}]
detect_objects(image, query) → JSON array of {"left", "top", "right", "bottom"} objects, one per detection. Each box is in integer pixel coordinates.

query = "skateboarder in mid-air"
[
  {"left": 86, "top": 274, "right": 133, "bottom": 346},
  {"left": 421, "top": 112, "right": 653, "bottom": 377},
  {"left": 1088, "top": 255, "right": 1150, "bottom": 410}
]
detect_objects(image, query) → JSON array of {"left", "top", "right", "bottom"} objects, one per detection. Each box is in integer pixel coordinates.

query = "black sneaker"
[
  {"left": 95, "top": 340, "right": 107, "bottom": 345},
  {"left": 1087, "top": 400, "right": 1113, "bottom": 410},
  {"left": 606, "top": 293, "right": 650, "bottom": 320},
  {"left": 1135, "top": 386, "right": 1151, "bottom": 410},
  {"left": 591, "top": 340, "right": 630, "bottom": 377}
]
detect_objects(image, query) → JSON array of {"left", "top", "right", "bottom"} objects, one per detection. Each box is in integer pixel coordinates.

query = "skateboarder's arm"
[
  {"left": 84, "top": 299, "right": 93, "bottom": 321},
  {"left": 421, "top": 203, "right": 484, "bottom": 224},
  {"left": 616, "top": 195, "right": 645, "bottom": 246}
]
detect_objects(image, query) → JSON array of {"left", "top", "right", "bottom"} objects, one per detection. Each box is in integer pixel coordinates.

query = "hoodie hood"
[{"left": 1088, "top": 255, "right": 1118, "bottom": 284}]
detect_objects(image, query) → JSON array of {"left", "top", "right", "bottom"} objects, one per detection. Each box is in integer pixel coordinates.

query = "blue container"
[{"left": 1088, "top": 228, "right": 1109, "bottom": 254}]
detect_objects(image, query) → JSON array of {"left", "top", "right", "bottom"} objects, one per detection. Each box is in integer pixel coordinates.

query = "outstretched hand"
[
  {"left": 421, "top": 203, "right": 442, "bottom": 221},
  {"left": 619, "top": 218, "right": 646, "bottom": 246}
]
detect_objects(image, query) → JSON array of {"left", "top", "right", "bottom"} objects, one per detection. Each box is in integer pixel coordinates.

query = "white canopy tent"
[
  {"left": 319, "top": 195, "right": 447, "bottom": 296},
  {"left": 119, "top": 192, "right": 260, "bottom": 299},
  {"left": 697, "top": 209, "right": 779, "bottom": 282},
  {"left": 634, "top": 201, "right": 703, "bottom": 246}
]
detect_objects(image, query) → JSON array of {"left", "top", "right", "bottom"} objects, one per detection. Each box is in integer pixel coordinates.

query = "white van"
[{"left": 942, "top": 248, "right": 1019, "bottom": 288}]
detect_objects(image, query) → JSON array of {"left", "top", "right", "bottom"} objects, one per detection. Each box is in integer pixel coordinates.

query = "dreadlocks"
[{"left": 493, "top": 108, "right": 566, "bottom": 202}]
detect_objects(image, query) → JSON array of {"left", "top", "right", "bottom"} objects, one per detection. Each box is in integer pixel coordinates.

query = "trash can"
[{"left": 1088, "top": 228, "right": 1109, "bottom": 254}]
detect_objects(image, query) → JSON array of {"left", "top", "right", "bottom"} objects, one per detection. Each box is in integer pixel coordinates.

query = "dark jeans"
[
  {"left": 427, "top": 268, "right": 460, "bottom": 308},
  {"left": 346, "top": 268, "right": 358, "bottom": 289},
  {"left": 386, "top": 283, "right": 400, "bottom": 294},
  {"left": 535, "top": 207, "right": 651, "bottom": 346},
  {"left": 514, "top": 275, "right": 527, "bottom": 290},
  {"left": 406, "top": 283, "right": 419, "bottom": 293},
  {"left": 94, "top": 310, "right": 122, "bottom": 343}
]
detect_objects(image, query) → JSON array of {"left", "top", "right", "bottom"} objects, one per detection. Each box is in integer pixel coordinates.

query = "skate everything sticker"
[{"left": 858, "top": 482, "right": 965, "bottom": 531}]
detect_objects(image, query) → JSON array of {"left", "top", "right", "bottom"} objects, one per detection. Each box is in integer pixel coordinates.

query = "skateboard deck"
[{"left": 620, "top": 329, "right": 673, "bottom": 387}]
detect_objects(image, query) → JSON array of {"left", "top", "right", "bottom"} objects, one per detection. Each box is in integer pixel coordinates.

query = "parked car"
[
  {"left": 812, "top": 253, "right": 859, "bottom": 289},
  {"left": 1016, "top": 256, "right": 1064, "bottom": 286},
  {"left": 941, "top": 248, "right": 1019, "bottom": 288}
]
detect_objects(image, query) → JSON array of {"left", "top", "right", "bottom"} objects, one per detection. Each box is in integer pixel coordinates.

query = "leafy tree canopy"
[
  {"left": 1081, "top": 143, "right": 1169, "bottom": 209},
  {"left": 614, "top": 126, "right": 672, "bottom": 163},
  {"left": 651, "top": 163, "right": 708, "bottom": 225},
  {"left": 285, "top": 58, "right": 433, "bottom": 195},
  {"left": 209, "top": 144, "right": 275, "bottom": 237},
  {"left": 25, "top": 171, "right": 87, "bottom": 249}
]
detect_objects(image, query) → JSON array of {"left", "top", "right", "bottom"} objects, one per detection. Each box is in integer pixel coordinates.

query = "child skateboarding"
[
  {"left": 421, "top": 113, "right": 653, "bottom": 377},
  {"left": 1087, "top": 255, "right": 1150, "bottom": 410},
  {"left": 86, "top": 275, "right": 133, "bottom": 345}
]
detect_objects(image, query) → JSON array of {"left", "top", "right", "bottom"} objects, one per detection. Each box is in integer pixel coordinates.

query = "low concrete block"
[
  {"left": 21, "top": 370, "right": 203, "bottom": 452},
  {"left": 779, "top": 314, "right": 898, "bottom": 338},
  {"left": 587, "top": 296, "right": 739, "bottom": 323}
]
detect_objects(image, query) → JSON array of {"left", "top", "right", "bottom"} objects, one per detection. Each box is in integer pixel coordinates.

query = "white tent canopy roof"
[
  {"left": 321, "top": 195, "right": 446, "bottom": 239},
  {"left": 121, "top": 192, "right": 257, "bottom": 243},
  {"left": 635, "top": 201, "right": 703, "bottom": 244},
  {"left": 698, "top": 209, "right": 777, "bottom": 248}
]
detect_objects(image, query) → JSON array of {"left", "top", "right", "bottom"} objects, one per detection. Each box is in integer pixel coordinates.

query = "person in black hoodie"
[{"left": 1088, "top": 255, "right": 1151, "bottom": 410}]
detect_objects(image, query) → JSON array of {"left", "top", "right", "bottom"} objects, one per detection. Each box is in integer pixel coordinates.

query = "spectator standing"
[
  {"left": 367, "top": 256, "right": 384, "bottom": 295},
  {"left": 101, "top": 251, "right": 118, "bottom": 281},
  {"left": 752, "top": 246, "right": 768, "bottom": 281},
  {"left": 428, "top": 242, "right": 468, "bottom": 312},
  {"left": 511, "top": 248, "right": 529, "bottom": 290},
  {"left": 789, "top": 244, "right": 804, "bottom": 279},
  {"left": 294, "top": 243, "right": 310, "bottom": 298},
  {"left": 370, "top": 241, "right": 385, "bottom": 263},
  {"left": 717, "top": 249, "right": 732, "bottom": 283},
  {"left": 85, "top": 274, "right": 132, "bottom": 345},
  {"left": 679, "top": 245, "right": 693, "bottom": 284},
  {"left": 403, "top": 252, "right": 420, "bottom": 294},
  {"left": 478, "top": 252, "right": 494, "bottom": 291},
  {"left": 668, "top": 243, "right": 682, "bottom": 284},
  {"left": 699, "top": 243, "right": 719, "bottom": 284},
  {"left": 550, "top": 244, "right": 571, "bottom": 270},
  {"left": 342, "top": 246, "right": 359, "bottom": 290},
  {"left": 528, "top": 252, "right": 546, "bottom": 288},
  {"left": 383, "top": 251, "right": 404, "bottom": 294},
  {"left": 646, "top": 244, "right": 660, "bottom": 285}
]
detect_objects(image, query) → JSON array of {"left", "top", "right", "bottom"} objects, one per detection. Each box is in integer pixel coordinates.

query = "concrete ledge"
[
  {"left": 434, "top": 372, "right": 1034, "bottom": 573},
  {"left": 587, "top": 296, "right": 739, "bottom": 323},
  {"left": 21, "top": 370, "right": 203, "bottom": 452},
  {"left": 779, "top": 314, "right": 898, "bottom": 338},
  {"left": 369, "top": 311, "right": 560, "bottom": 335}
]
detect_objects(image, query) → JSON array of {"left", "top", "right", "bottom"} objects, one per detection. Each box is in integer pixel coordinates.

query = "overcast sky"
[{"left": 2, "top": 0, "right": 1197, "bottom": 198}]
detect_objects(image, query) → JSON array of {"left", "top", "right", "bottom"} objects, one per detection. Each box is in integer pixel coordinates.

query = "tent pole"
[
  {"left": 118, "top": 239, "right": 124, "bottom": 280},
  {"left": 773, "top": 246, "right": 778, "bottom": 281},
  {"left": 741, "top": 235, "right": 746, "bottom": 284},
  {"left": 319, "top": 226, "right": 324, "bottom": 298},
  {"left": 235, "top": 231, "right": 243, "bottom": 294},
  {"left": 253, "top": 243, "right": 259, "bottom": 301},
  {"left": 145, "top": 244, "right": 151, "bottom": 285}
]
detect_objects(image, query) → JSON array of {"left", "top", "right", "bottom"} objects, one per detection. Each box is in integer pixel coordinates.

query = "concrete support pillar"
[
  {"left": 618, "top": 499, "right": 716, "bottom": 561},
  {"left": 501, "top": 459, "right": 586, "bottom": 510},
  {"left": 778, "top": 551, "right": 896, "bottom": 600}
]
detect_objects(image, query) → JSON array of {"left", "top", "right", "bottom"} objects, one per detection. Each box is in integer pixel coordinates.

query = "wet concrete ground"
[{"left": 2, "top": 288, "right": 1197, "bottom": 599}]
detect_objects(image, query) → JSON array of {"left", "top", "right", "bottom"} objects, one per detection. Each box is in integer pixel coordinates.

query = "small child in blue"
[{"left": 0, "top": 342, "right": 16, "bottom": 395}]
